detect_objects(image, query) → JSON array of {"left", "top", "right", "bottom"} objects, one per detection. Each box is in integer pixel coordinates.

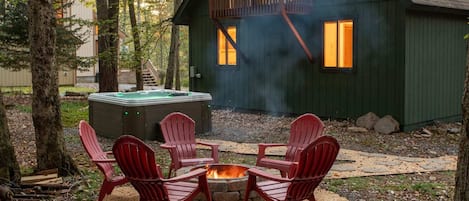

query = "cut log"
[
  {"left": 20, "top": 173, "right": 58, "bottom": 184},
  {"left": 34, "top": 177, "right": 63, "bottom": 185}
]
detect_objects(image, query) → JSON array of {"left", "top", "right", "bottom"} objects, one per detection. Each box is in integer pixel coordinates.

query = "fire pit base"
[{"left": 177, "top": 164, "right": 261, "bottom": 201}]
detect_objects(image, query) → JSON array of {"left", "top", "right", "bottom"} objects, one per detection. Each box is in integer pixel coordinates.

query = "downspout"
[
  {"left": 280, "top": 4, "right": 314, "bottom": 63},
  {"left": 211, "top": 19, "right": 249, "bottom": 63}
]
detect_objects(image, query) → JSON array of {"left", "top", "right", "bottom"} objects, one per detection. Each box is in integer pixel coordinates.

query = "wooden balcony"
[{"left": 209, "top": 0, "right": 312, "bottom": 19}]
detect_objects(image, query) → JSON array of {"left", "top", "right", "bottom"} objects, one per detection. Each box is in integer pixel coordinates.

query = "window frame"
[
  {"left": 216, "top": 22, "right": 239, "bottom": 68},
  {"left": 320, "top": 18, "right": 356, "bottom": 73}
]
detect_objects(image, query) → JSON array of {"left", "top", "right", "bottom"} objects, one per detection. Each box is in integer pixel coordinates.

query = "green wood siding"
[
  {"left": 184, "top": 0, "right": 467, "bottom": 130},
  {"left": 404, "top": 11, "right": 468, "bottom": 130},
  {"left": 189, "top": 0, "right": 404, "bottom": 120}
]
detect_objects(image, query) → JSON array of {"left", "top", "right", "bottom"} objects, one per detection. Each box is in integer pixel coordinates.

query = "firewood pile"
[{"left": 1, "top": 169, "right": 73, "bottom": 201}]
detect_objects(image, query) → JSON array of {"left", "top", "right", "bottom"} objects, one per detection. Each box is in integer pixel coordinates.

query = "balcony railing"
[{"left": 209, "top": 0, "right": 312, "bottom": 19}]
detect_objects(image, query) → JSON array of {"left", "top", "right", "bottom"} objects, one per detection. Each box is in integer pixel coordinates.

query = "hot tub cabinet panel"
[{"left": 88, "top": 90, "right": 212, "bottom": 141}]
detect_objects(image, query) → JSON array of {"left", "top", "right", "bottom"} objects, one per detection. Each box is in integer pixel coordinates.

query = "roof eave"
[
  {"left": 409, "top": 0, "right": 469, "bottom": 14},
  {"left": 173, "top": 0, "right": 192, "bottom": 25}
]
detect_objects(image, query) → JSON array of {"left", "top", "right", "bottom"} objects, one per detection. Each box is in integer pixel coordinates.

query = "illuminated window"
[
  {"left": 324, "top": 20, "right": 353, "bottom": 68},
  {"left": 55, "top": 0, "right": 65, "bottom": 20},
  {"left": 218, "top": 26, "right": 237, "bottom": 66}
]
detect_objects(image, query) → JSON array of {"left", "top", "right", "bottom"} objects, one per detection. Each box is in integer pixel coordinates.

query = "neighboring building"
[
  {"left": 174, "top": 0, "right": 469, "bottom": 131},
  {"left": 70, "top": 1, "right": 99, "bottom": 83},
  {"left": 0, "top": 0, "right": 97, "bottom": 86},
  {"left": 0, "top": 68, "right": 75, "bottom": 86}
]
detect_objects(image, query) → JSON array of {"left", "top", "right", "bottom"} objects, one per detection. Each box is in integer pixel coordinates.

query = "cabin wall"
[
  {"left": 404, "top": 10, "right": 468, "bottom": 130},
  {"left": 188, "top": 0, "right": 406, "bottom": 123},
  {"left": 69, "top": 1, "right": 98, "bottom": 83},
  {"left": 0, "top": 68, "right": 76, "bottom": 87}
]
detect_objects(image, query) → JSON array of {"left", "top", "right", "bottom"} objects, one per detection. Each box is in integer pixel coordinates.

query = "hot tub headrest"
[{"left": 169, "top": 92, "right": 189, "bottom": 96}]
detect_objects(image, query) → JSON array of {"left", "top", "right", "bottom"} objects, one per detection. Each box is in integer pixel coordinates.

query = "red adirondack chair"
[
  {"left": 256, "top": 113, "right": 325, "bottom": 177},
  {"left": 78, "top": 120, "right": 128, "bottom": 201},
  {"left": 160, "top": 112, "right": 219, "bottom": 177},
  {"left": 244, "top": 136, "right": 340, "bottom": 201},
  {"left": 112, "top": 135, "right": 212, "bottom": 201}
]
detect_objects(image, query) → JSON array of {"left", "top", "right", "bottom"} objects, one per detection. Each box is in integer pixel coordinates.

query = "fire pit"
[
  {"left": 201, "top": 164, "right": 248, "bottom": 179},
  {"left": 178, "top": 164, "right": 260, "bottom": 201}
]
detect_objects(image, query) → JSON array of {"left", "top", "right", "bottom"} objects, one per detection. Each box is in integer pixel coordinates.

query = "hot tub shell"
[{"left": 88, "top": 90, "right": 212, "bottom": 141}]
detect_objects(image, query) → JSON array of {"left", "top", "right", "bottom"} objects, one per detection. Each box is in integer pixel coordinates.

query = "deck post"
[{"left": 280, "top": 5, "right": 314, "bottom": 63}]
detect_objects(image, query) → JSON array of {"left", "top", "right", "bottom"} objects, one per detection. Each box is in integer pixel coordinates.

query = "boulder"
[
  {"left": 374, "top": 115, "right": 400, "bottom": 134},
  {"left": 356, "top": 112, "right": 380, "bottom": 129}
]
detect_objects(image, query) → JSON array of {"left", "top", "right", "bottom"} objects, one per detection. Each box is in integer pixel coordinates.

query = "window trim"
[
  {"left": 320, "top": 18, "right": 356, "bottom": 73},
  {"left": 216, "top": 23, "right": 239, "bottom": 68}
]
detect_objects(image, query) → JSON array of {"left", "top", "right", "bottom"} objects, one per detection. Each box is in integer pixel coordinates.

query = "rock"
[
  {"left": 374, "top": 115, "right": 400, "bottom": 134},
  {"left": 447, "top": 128, "right": 460, "bottom": 134},
  {"left": 421, "top": 128, "right": 432, "bottom": 135},
  {"left": 420, "top": 133, "right": 431, "bottom": 138},
  {"left": 213, "top": 192, "right": 240, "bottom": 201},
  {"left": 356, "top": 112, "right": 380, "bottom": 130}
]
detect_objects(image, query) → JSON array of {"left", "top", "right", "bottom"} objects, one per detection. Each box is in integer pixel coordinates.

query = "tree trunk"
[
  {"left": 28, "top": 0, "right": 78, "bottom": 176},
  {"left": 164, "top": 0, "right": 181, "bottom": 89},
  {"left": 128, "top": 0, "right": 143, "bottom": 90},
  {"left": 97, "top": 0, "right": 119, "bottom": 92},
  {"left": 0, "top": 91, "right": 21, "bottom": 184},
  {"left": 455, "top": 40, "right": 469, "bottom": 201}
]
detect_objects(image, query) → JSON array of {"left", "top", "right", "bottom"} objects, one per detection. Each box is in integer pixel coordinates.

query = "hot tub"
[{"left": 88, "top": 90, "right": 212, "bottom": 141}]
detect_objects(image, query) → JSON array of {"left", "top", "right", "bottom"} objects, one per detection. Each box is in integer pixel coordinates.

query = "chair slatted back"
[
  {"left": 285, "top": 114, "right": 325, "bottom": 162},
  {"left": 112, "top": 135, "right": 168, "bottom": 200},
  {"left": 160, "top": 112, "right": 197, "bottom": 159},
  {"left": 287, "top": 136, "right": 339, "bottom": 200},
  {"left": 79, "top": 120, "right": 115, "bottom": 179}
]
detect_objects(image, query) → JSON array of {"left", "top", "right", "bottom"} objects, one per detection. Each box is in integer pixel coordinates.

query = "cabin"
[{"left": 174, "top": 0, "right": 469, "bottom": 131}]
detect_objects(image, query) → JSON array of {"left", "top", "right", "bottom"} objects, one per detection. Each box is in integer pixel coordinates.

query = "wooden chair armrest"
[
  {"left": 104, "top": 151, "right": 115, "bottom": 159},
  {"left": 160, "top": 144, "right": 178, "bottom": 161},
  {"left": 257, "top": 143, "right": 287, "bottom": 163},
  {"left": 258, "top": 143, "right": 288, "bottom": 148},
  {"left": 196, "top": 141, "right": 219, "bottom": 163},
  {"left": 160, "top": 144, "right": 177, "bottom": 154},
  {"left": 165, "top": 168, "right": 207, "bottom": 183},
  {"left": 196, "top": 141, "right": 219, "bottom": 148},
  {"left": 92, "top": 158, "right": 116, "bottom": 163},
  {"left": 160, "top": 144, "right": 176, "bottom": 149},
  {"left": 247, "top": 168, "right": 291, "bottom": 183},
  {"left": 258, "top": 143, "right": 287, "bottom": 154},
  {"left": 288, "top": 162, "right": 299, "bottom": 178}
]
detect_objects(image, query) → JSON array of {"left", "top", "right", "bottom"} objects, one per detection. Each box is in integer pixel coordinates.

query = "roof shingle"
[{"left": 412, "top": 0, "right": 469, "bottom": 10}]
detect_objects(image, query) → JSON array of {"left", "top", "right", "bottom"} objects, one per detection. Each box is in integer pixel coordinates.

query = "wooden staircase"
[{"left": 142, "top": 68, "right": 158, "bottom": 86}]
